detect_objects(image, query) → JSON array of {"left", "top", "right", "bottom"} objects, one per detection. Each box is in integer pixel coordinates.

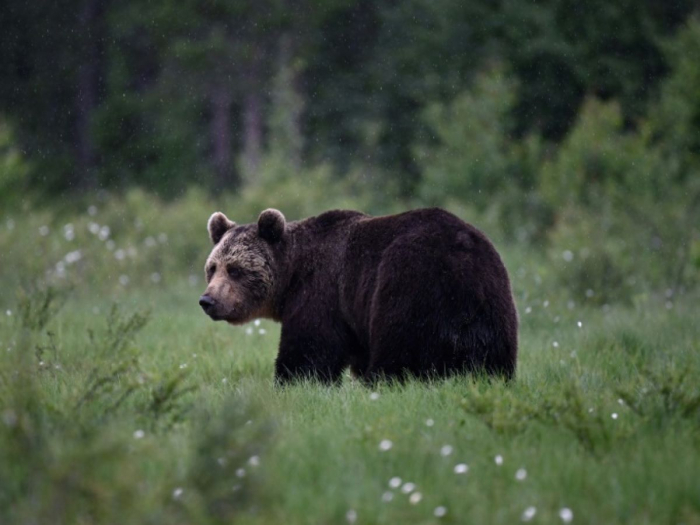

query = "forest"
[{"left": 2, "top": 1, "right": 699, "bottom": 300}]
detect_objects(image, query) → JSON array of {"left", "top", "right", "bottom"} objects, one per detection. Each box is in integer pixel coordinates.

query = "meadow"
[{"left": 1, "top": 197, "right": 699, "bottom": 524}]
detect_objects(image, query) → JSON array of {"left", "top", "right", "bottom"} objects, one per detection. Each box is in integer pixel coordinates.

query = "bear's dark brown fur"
[{"left": 200, "top": 208, "right": 518, "bottom": 383}]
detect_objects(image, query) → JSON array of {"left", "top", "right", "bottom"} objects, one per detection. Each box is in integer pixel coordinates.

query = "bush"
[
  {"left": 415, "top": 66, "right": 551, "bottom": 242},
  {"left": 542, "top": 97, "right": 700, "bottom": 302}
]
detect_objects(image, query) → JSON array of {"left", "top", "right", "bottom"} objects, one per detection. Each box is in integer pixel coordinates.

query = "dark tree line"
[{"left": 0, "top": 0, "right": 695, "bottom": 197}]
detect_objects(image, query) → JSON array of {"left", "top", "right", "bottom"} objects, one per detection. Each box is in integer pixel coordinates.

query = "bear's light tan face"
[{"left": 201, "top": 227, "right": 274, "bottom": 325}]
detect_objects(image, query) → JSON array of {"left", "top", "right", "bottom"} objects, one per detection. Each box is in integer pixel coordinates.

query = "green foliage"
[
  {"left": 652, "top": 16, "right": 700, "bottom": 172},
  {"left": 418, "top": 67, "right": 518, "bottom": 209},
  {"left": 540, "top": 99, "right": 658, "bottom": 208},
  {"left": 16, "top": 285, "right": 68, "bottom": 332},
  {"left": 616, "top": 363, "right": 700, "bottom": 424}
]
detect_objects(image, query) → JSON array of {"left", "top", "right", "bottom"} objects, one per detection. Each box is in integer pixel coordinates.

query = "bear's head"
[{"left": 199, "top": 208, "right": 286, "bottom": 324}]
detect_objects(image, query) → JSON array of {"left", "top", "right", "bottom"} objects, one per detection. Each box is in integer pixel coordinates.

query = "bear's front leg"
[{"left": 275, "top": 322, "right": 348, "bottom": 385}]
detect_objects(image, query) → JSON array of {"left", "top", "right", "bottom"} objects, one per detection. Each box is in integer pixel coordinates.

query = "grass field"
[
  {"left": 0, "top": 202, "right": 698, "bottom": 525},
  {"left": 1, "top": 275, "right": 699, "bottom": 525}
]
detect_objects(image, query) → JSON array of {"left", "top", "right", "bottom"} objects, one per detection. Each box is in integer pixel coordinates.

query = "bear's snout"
[{"left": 199, "top": 295, "right": 217, "bottom": 316}]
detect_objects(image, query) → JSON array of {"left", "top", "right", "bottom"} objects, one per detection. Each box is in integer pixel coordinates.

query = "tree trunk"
[
  {"left": 75, "top": 0, "right": 102, "bottom": 188},
  {"left": 211, "top": 86, "right": 234, "bottom": 188},
  {"left": 243, "top": 88, "right": 263, "bottom": 179},
  {"left": 275, "top": 32, "right": 304, "bottom": 171}
]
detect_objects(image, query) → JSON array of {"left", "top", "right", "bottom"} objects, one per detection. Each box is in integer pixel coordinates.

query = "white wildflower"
[
  {"left": 559, "top": 507, "right": 573, "bottom": 523},
  {"left": 454, "top": 463, "right": 468, "bottom": 474},
  {"left": 388, "top": 477, "right": 402, "bottom": 489},
  {"left": 521, "top": 506, "right": 537, "bottom": 522},
  {"left": 401, "top": 482, "right": 416, "bottom": 494}
]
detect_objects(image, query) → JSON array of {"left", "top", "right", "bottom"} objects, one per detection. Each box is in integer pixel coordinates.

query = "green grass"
[{"left": 1, "top": 279, "right": 699, "bottom": 525}]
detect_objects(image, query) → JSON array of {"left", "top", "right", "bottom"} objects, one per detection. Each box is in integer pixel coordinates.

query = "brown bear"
[{"left": 200, "top": 208, "right": 518, "bottom": 384}]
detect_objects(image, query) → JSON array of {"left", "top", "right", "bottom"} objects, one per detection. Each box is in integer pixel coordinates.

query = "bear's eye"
[
  {"left": 206, "top": 264, "right": 216, "bottom": 281},
  {"left": 227, "top": 266, "right": 243, "bottom": 279}
]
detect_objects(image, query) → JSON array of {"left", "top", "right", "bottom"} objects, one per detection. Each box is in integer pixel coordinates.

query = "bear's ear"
[
  {"left": 208, "top": 212, "right": 236, "bottom": 245},
  {"left": 257, "top": 208, "right": 286, "bottom": 243}
]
